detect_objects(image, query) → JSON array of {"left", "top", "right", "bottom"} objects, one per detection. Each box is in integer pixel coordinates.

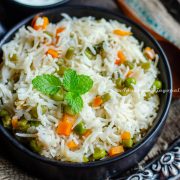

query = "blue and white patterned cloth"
[{"left": 125, "top": 0, "right": 180, "bottom": 47}]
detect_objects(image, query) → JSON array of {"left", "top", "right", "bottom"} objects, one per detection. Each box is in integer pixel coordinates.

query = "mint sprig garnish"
[
  {"left": 65, "top": 92, "right": 83, "bottom": 114},
  {"left": 32, "top": 74, "right": 61, "bottom": 95},
  {"left": 63, "top": 69, "right": 93, "bottom": 95},
  {"left": 63, "top": 69, "right": 78, "bottom": 92},
  {"left": 32, "top": 69, "right": 93, "bottom": 113}
]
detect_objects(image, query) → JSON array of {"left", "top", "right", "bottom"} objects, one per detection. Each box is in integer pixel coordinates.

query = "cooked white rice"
[{"left": 0, "top": 14, "right": 160, "bottom": 162}]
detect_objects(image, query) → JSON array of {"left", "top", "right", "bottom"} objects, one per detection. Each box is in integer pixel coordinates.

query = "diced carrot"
[
  {"left": 121, "top": 131, "right": 131, "bottom": 140},
  {"left": 144, "top": 47, "right": 155, "bottom": 60},
  {"left": 115, "top": 59, "right": 121, "bottom": 65},
  {"left": 33, "top": 17, "right": 49, "bottom": 30},
  {"left": 115, "top": 51, "right": 126, "bottom": 65},
  {"left": 117, "top": 51, "right": 126, "bottom": 63},
  {"left": 56, "top": 27, "right": 65, "bottom": 36},
  {"left": 67, "top": 140, "right": 78, "bottom": 149},
  {"left": 83, "top": 129, "right": 92, "bottom": 138},
  {"left": 113, "top": 29, "right": 132, "bottom": 36},
  {"left": 56, "top": 121, "right": 72, "bottom": 136},
  {"left": 62, "top": 114, "right": 76, "bottom": 124},
  {"left": 56, "top": 114, "right": 76, "bottom": 136},
  {"left": 109, "top": 146, "right": 124, "bottom": 156},
  {"left": 42, "top": 17, "right": 49, "bottom": 29},
  {"left": 31, "top": 15, "right": 39, "bottom": 27},
  {"left": 92, "top": 96, "right": 103, "bottom": 107},
  {"left": 46, "top": 49, "right": 59, "bottom": 58},
  {"left": 12, "top": 116, "right": 18, "bottom": 129},
  {"left": 56, "top": 27, "right": 65, "bottom": 43}
]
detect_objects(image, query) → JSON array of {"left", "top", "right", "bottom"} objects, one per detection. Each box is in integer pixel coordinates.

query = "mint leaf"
[
  {"left": 63, "top": 69, "right": 78, "bottom": 92},
  {"left": 32, "top": 74, "right": 61, "bottom": 95},
  {"left": 74, "top": 75, "right": 93, "bottom": 94},
  {"left": 65, "top": 92, "right": 83, "bottom": 114},
  {"left": 63, "top": 69, "right": 93, "bottom": 95}
]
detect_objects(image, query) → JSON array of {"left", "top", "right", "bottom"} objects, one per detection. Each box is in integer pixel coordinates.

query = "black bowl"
[{"left": 0, "top": 6, "right": 172, "bottom": 180}]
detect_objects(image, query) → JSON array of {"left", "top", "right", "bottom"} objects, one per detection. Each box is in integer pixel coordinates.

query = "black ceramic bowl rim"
[
  {"left": 0, "top": 5, "right": 172, "bottom": 168},
  {"left": 7, "top": 0, "right": 70, "bottom": 9}
]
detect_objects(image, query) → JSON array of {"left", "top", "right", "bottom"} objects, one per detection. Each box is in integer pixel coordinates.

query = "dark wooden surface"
[{"left": 0, "top": 0, "right": 179, "bottom": 179}]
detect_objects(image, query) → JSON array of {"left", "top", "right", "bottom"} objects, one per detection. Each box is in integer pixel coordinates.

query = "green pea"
[
  {"left": 65, "top": 47, "right": 75, "bottom": 60},
  {"left": 57, "top": 66, "right": 67, "bottom": 76},
  {"left": 116, "top": 78, "right": 123, "bottom": 89},
  {"left": 17, "top": 119, "right": 30, "bottom": 132},
  {"left": 74, "top": 122, "right": 87, "bottom": 135},
  {"left": 85, "top": 47, "right": 96, "bottom": 60},
  {"left": 64, "top": 105, "right": 76, "bottom": 115},
  {"left": 122, "top": 139, "right": 133, "bottom": 148},
  {"left": 0, "top": 109, "right": 8, "bottom": 117},
  {"left": 93, "top": 148, "right": 106, "bottom": 160},
  {"left": 31, "top": 107, "right": 38, "bottom": 118},
  {"left": 119, "top": 87, "right": 132, "bottom": 96},
  {"left": 51, "top": 89, "right": 64, "bottom": 101},
  {"left": 124, "top": 61, "right": 134, "bottom": 69},
  {"left": 83, "top": 156, "right": 89, "bottom": 163},
  {"left": 2, "top": 115, "right": 11, "bottom": 128},
  {"left": 153, "top": 80, "right": 162, "bottom": 90},
  {"left": 30, "top": 139, "right": 42, "bottom": 153},
  {"left": 141, "top": 62, "right": 150, "bottom": 70},
  {"left": 102, "top": 93, "right": 111, "bottom": 103},
  {"left": 124, "top": 78, "right": 136, "bottom": 88}
]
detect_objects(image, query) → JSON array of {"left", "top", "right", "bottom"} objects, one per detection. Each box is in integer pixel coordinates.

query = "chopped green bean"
[
  {"left": 141, "top": 62, "right": 150, "bottom": 70},
  {"left": 124, "top": 77, "right": 136, "bottom": 88},
  {"left": 74, "top": 121, "right": 86, "bottom": 135},
  {"left": 17, "top": 119, "right": 30, "bottom": 132},
  {"left": 65, "top": 47, "right": 75, "bottom": 59},
  {"left": 41, "top": 105, "right": 47, "bottom": 114},
  {"left": 116, "top": 78, "right": 123, "bottom": 89},
  {"left": 31, "top": 107, "right": 38, "bottom": 118},
  {"left": 57, "top": 58, "right": 65, "bottom": 66},
  {"left": 29, "top": 121, "right": 41, "bottom": 127},
  {"left": 94, "top": 41, "right": 104, "bottom": 54},
  {"left": 0, "top": 109, "right": 8, "bottom": 117},
  {"left": 57, "top": 66, "right": 67, "bottom": 76},
  {"left": 51, "top": 88, "right": 64, "bottom": 101},
  {"left": 8, "top": 54, "right": 17, "bottom": 61},
  {"left": 70, "top": 33, "right": 74, "bottom": 38},
  {"left": 2, "top": 115, "right": 11, "bottom": 128},
  {"left": 122, "top": 139, "right": 133, "bottom": 148},
  {"left": 124, "top": 61, "right": 134, "bottom": 69},
  {"left": 30, "top": 139, "right": 42, "bottom": 153},
  {"left": 93, "top": 148, "right": 106, "bottom": 160},
  {"left": 102, "top": 93, "right": 111, "bottom": 103},
  {"left": 85, "top": 47, "right": 96, "bottom": 60}
]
